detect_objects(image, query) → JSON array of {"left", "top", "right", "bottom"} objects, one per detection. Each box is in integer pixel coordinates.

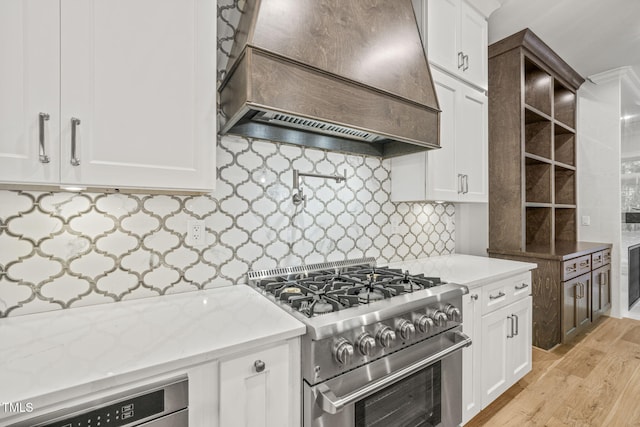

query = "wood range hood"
[{"left": 218, "top": 0, "right": 441, "bottom": 158}]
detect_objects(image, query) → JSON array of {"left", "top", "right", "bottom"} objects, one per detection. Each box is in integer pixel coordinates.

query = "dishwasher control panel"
[
  {"left": 8, "top": 377, "right": 188, "bottom": 427},
  {"left": 42, "top": 389, "right": 164, "bottom": 427}
]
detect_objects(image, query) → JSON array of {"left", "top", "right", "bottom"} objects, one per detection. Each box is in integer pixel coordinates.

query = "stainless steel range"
[{"left": 248, "top": 258, "right": 471, "bottom": 427}]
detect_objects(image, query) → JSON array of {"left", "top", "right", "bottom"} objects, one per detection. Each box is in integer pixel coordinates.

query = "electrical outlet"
[
  {"left": 187, "top": 220, "right": 206, "bottom": 247},
  {"left": 581, "top": 215, "right": 591, "bottom": 226}
]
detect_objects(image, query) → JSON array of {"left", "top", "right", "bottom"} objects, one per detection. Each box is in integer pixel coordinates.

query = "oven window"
[{"left": 355, "top": 361, "right": 441, "bottom": 427}]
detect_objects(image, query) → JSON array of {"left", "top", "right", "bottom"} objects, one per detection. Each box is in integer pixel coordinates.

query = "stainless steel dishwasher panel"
[{"left": 8, "top": 376, "right": 188, "bottom": 427}]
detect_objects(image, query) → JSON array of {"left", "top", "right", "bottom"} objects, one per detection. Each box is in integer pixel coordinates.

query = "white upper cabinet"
[
  {"left": 0, "top": 0, "right": 216, "bottom": 192},
  {"left": 0, "top": 0, "right": 61, "bottom": 185},
  {"left": 424, "top": 0, "right": 489, "bottom": 90},
  {"left": 391, "top": 68, "right": 487, "bottom": 203}
]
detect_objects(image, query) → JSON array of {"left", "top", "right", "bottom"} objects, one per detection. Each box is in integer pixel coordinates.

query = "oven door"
[{"left": 304, "top": 329, "right": 471, "bottom": 427}]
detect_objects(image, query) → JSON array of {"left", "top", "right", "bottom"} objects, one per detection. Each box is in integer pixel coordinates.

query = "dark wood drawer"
[
  {"left": 562, "top": 254, "right": 591, "bottom": 281},
  {"left": 592, "top": 251, "right": 604, "bottom": 269}
]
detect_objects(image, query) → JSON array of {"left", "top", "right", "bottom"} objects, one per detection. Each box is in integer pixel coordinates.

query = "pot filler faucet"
[{"left": 292, "top": 169, "right": 347, "bottom": 206}]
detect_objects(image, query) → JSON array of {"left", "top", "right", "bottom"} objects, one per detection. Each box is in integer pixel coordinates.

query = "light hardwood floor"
[{"left": 466, "top": 316, "right": 640, "bottom": 427}]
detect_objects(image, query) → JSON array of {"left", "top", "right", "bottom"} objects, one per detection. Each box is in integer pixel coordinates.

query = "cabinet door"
[
  {"left": 592, "top": 264, "right": 611, "bottom": 320},
  {"left": 60, "top": 0, "right": 215, "bottom": 191},
  {"left": 219, "top": 342, "right": 297, "bottom": 427},
  {"left": 563, "top": 273, "right": 590, "bottom": 340},
  {"left": 426, "top": 70, "right": 460, "bottom": 201},
  {"left": 459, "top": 1, "right": 488, "bottom": 89},
  {"left": 426, "top": 0, "right": 460, "bottom": 74},
  {"left": 462, "top": 289, "right": 482, "bottom": 424},
  {"left": 480, "top": 305, "right": 510, "bottom": 407},
  {"left": 457, "top": 85, "right": 487, "bottom": 202},
  {"left": 0, "top": 0, "right": 60, "bottom": 184},
  {"left": 507, "top": 296, "right": 532, "bottom": 383}
]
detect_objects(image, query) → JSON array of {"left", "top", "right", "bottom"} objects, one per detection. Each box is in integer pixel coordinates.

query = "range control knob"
[
  {"left": 415, "top": 315, "right": 435, "bottom": 333},
  {"left": 357, "top": 333, "right": 376, "bottom": 356},
  {"left": 376, "top": 326, "right": 397, "bottom": 348},
  {"left": 444, "top": 304, "right": 462, "bottom": 322},
  {"left": 333, "top": 338, "right": 354, "bottom": 365},
  {"left": 397, "top": 319, "right": 416, "bottom": 340},
  {"left": 432, "top": 310, "right": 448, "bottom": 327}
]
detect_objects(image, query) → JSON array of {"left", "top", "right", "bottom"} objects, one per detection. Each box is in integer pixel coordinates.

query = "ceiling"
[{"left": 487, "top": 0, "right": 640, "bottom": 118}]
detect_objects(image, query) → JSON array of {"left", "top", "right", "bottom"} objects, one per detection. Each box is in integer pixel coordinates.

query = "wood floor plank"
[
  {"left": 466, "top": 317, "right": 640, "bottom": 427},
  {"left": 601, "top": 364, "right": 640, "bottom": 426}
]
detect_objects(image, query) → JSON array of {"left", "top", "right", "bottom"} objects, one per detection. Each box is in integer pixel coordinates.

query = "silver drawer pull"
[
  {"left": 566, "top": 265, "right": 577, "bottom": 273},
  {"left": 38, "top": 112, "right": 50, "bottom": 163},
  {"left": 71, "top": 117, "right": 81, "bottom": 166},
  {"left": 507, "top": 315, "right": 514, "bottom": 338},
  {"left": 515, "top": 283, "right": 529, "bottom": 291},
  {"left": 471, "top": 294, "right": 478, "bottom": 301},
  {"left": 580, "top": 260, "right": 590, "bottom": 268},
  {"left": 489, "top": 291, "right": 506, "bottom": 300}
]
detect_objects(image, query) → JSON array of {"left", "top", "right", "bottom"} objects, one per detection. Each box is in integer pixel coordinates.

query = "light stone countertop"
[
  {"left": 387, "top": 254, "right": 537, "bottom": 289},
  {"left": 0, "top": 285, "right": 305, "bottom": 419}
]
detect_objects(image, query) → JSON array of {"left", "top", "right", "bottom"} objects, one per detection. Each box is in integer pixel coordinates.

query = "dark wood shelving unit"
[{"left": 487, "top": 29, "right": 612, "bottom": 349}]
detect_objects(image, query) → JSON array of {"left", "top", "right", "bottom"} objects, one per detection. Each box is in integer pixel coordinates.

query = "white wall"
[{"left": 577, "top": 78, "right": 622, "bottom": 317}]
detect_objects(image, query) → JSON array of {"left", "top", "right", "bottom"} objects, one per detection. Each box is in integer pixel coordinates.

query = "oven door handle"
[{"left": 313, "top": 330, "right": 472, "bottom": 415}]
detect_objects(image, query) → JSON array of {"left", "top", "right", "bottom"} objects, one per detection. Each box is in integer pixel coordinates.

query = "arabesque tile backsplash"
[{"left": 0, "top": 1, "right": 455, "bottom": 317}]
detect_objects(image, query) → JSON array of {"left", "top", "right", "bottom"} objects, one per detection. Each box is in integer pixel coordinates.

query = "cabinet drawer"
[
  {"left": 562, "top": 255, "right": 591, "bottom": 281},
  {"left": 481, "top": 273, "right": 531, "bottom": 316},
  {"left": 591, "top": 251, "right": 604, "bottom": 269}
]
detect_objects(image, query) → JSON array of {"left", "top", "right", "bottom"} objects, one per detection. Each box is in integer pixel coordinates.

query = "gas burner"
[{"left": 252, "top": 262, "right": 447, "bottom": 317}]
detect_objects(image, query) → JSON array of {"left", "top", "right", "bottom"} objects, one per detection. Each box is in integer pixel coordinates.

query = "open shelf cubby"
[
  {"left": 525, "top": 156, "right": 552, "bottom": 203},
  {"left": 554, "top": 124, "right": 575, "bottom": 166},
  {"left": 554, "top": 80, "right": 576, "bottom": 129},
  {"left": 524, "top": 58, "right": 552, "bottom": 116},
  {"left": 525, "top": 108, "right": 552, "bottom": 159},
  {"left": 555, "top": 166, "right": 576, "bottom": 205},
  {"left": 526, "top": 206, "right": 552, "bottom": 249},
  {"left": 555, "top": 208, "right": 577, "bottom": 242}
]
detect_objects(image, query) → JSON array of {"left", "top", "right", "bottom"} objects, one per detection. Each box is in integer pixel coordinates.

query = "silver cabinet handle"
[
  {"left": 70, "top": 117, "right": 81, "bottom": 166},
  {"left": 515, "top": 283, "right": 529, "bottom": 291},
  {"left": 574, "top": 283, "right": 580, "bottom": 299},
  {"left": 566, "top": 264, "right": 577, "bottom": 273},
  {"left": 457, "top": 174, "right": 463, "bottom": 194},
  {"left": 507, "top": 315, "right": 514, "bottom": 338},
  {"left": 471, "top": 294, "right": 478, "bottom": 301},
  {"left": 489, "top": 291, "right": 505, "bottom": 300},
  {"left": 38, "top": 112, "right": 50, "bottom": 163},
  {"left": 580, "top": 260, "right": 590, "bottom": 268},
  {"left": 254, "top": 360, "right": 266, "bottom": 373},
  {"left": 313, "top": 331, "right": 471, "bottom": 414},
  {"left": 458, "top": 51, "right": 464, "bottom": 69},
  {"left": 513, "top": 314, "right": 519, "bottom": 336},
  {"left": 463, "top": 174, "right": 469, "bottom": 194},
  {"left": 599, "top": 272, "right": 606, "bottom": 286},
  {"left": 463, "top": 54, "right": 469, "bottom": 71}
]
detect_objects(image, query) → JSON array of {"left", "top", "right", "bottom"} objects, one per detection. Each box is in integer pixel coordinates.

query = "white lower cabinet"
[
  {"left": 462, "top": 289, "right": 482, "bottom": 424},
  {"left": 219, "top": 339, "right": 300, "bottom": 427},
  {"left": 463, "top": 272, "right": 532, "bottom": 424}
]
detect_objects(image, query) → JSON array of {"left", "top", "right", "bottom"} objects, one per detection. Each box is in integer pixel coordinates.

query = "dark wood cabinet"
[
  {"left": 487, "top": 29, "right": 612, "bottom": 349},
  {"left": 592, "top": 249, "right": 612, "bottom": 322},
  {"left": 563, "top": 273, "right": 591, "bottom": 341}
]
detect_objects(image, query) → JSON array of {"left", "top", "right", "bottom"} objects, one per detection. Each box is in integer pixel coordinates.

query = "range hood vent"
[
  {"left": 219, "top": 0, "right": 441, "bottom": 158},
  {"left": 254, "top": 112, "right": 381, "bottom": 142}
]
